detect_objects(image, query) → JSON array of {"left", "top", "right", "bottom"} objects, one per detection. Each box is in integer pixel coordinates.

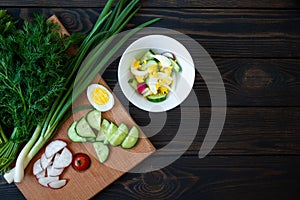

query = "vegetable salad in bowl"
[
  {"left": 118, "top": 35, "right": 195, "bottom": 112},
  {"left": 128, "top": 49, "right": 182, "bottom": 102}
]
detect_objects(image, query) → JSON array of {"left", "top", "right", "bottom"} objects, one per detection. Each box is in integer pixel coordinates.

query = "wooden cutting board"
[{"left": 16, "top": 16, "right": 155, "bottom": 200}]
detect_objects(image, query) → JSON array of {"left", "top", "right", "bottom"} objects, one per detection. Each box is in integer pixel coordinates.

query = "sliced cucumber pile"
[{"left": 68, "top": 109, "right": 140, "bottom": 163}]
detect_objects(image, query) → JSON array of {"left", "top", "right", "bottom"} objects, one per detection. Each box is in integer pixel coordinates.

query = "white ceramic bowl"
[{"left": 118, "top": 35, "right": 195, "bottom": 112}]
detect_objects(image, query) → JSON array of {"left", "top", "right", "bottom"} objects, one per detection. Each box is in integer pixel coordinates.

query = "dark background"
[{"left": 0, "top": 0, "right": 300, "bottom": 199}]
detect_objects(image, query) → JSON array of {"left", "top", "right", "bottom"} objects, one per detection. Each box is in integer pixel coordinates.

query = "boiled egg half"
[{"left": 87, "top": 84, "right": 114, "bottom": 112}]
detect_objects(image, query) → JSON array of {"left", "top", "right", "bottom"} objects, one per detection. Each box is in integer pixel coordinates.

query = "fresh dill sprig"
[{"left": 0, "top": 11, "right": 82, "bottom": 172}]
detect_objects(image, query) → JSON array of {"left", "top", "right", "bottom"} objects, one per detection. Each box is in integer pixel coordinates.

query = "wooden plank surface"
[
  {"left": 0, "top": 1, "right": 300, "bottom": 200},
  {"left": 2, "top": 155, "right": 300, "bottom": 199},
  {"left": 1, "top": 0, "right": 299, "bottom": 8},
  {"left": 3, "top": 8, "right": 300, "bottom": 58},
  {"left": 125, "top": 107, "right": 300, "bottom": 155},
  {"left": 97, "top": 156, "right": 300, "bottom": 200}
]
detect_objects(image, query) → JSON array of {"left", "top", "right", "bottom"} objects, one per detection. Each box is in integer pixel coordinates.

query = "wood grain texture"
[
  {"left": 0, "top": 0, "right": 299, "bottom": 8},
  {"left": 0, "top": 1, "right": 299, "bottom": 199},
  {"left": 96, "top": 155, "right": 300, "bottom": 200},
  {"left": 124, "top": 107, "right": 300, "bottom": 155},
  {"left": 2, "top": 155, "right": 299, "bottom": 200},
  {"left": 2, "top": 8, "right": 300, "bottom": 58}
]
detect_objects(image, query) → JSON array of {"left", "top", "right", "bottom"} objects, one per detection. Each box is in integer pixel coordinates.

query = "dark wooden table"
[{"left": 1, "top": 0, "right": 300, "bottom": 199}]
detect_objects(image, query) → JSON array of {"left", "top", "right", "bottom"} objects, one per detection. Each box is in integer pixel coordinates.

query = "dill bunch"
[{"left": 0, "top": 11, "right": 82, "bottom": 172}]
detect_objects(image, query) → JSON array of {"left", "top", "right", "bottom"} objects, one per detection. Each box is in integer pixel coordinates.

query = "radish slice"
[
  {"left": 161, "top": 52, "right": 175, "bottom": 60},
  {"left": 35, "top": 170, "right": 46, "bottom": 179},
  {"left": 142, "top": 88, "right": 152, "bottom": 97},
  {"left": 47, "top": 166, "right": 64, "bottom": 177},
  {"left": 38, "top": 176, "right": 59, "bottom": 187},
  {"left": 33, "top": 159, "right": 43, "bottom": 175},
  {"left": 53, "top": 153, "right": 60, "bottom": 164},
  {"left": 137, "top": 83, "right": 147, "bottom": 94},
  {"left": 48, "top": 179, "right": 67, "bottom": 189},
  {"left": 52, "top": 147, "right": 72, "bottom": 169},
  {"left": 41, "top": 153, "right": 53, "bottom": 170},
  {"left": 45, "top": 140, "right": 67, "bottom": 158}
]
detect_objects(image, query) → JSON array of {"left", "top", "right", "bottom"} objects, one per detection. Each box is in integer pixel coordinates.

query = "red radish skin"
[
  {"left": 137, "top": 83, "right": 147, "bottom": 94},
  {"left": 45, "top": 140, "right": 67, "bottom": 158},
  {"left": 162, "top": 52, "right": 175, "bottom": 60}
]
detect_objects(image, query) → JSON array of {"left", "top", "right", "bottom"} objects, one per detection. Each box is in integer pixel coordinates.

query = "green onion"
[{"left": 5, "top": 0, "right": 160, "bottom": 183}]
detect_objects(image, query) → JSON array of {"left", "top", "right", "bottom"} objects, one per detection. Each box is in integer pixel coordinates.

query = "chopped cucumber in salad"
[{"left": 129, "top": 49, "right": 181, "bottom": 102}]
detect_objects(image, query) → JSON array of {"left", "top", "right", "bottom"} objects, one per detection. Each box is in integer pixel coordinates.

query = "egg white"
[{"left": 87, "top": 84, "right": 114, "bottom": 112}]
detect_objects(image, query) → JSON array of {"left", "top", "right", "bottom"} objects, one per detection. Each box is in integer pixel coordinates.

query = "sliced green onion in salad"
[{"left": 128, "top": 49, "right": 182, "bottom": 102}]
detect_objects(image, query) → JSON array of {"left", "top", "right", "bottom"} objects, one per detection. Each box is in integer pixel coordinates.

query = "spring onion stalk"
[
  {"left": 13, "top": 125, "right": 41, "bottom": 182},
  {"left": 6, "top": 0, "right": 160, "bottom": 183}
]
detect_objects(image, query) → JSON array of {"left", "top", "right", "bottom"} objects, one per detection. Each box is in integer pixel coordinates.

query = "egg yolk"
[
  {"left": 133, "top": 60, "right": 140, "bottom": 69},
  {"left": 159, "top": 86, "right": 169, "bottom": 94},
  {"left": 91, "top": 88, "right": 109, "bottom": 105},
  {"left": 148, "top": 65, "right": 158, "bottom": 73},
  {"left": 161, "top": 66, "right": 173, "bottom": 77},
  {"left": 159, "top": 77, "right": 172, "bottom": 85}
]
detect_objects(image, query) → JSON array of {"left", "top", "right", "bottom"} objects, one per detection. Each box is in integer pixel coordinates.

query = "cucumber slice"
[
  {"left": 128, "top": 78, "right": 138, "bottom": 90},
  {"left": 169, "top": 58, "right": 182, "bottom": 72},
  {"left": 118, "top": 123, "right": 129, "bottom": 133},
  {"left": 121, "top": 126, "right": 139, "bottom": 149},
  {"left": 146, "top": 93, "right": 167, "bottom": 102},
  {"left": 67, "top": 121, "right": 87, "bottom": 142},
  {"left": 145, "top": 77, "right": 149, "bottom": 86},
  {"left": 140, "top": 49, "right": 155, "bottom": 61},
  {"left": 101, "top": 119, "right": 111, "bottom": 132},
  {"left": 95, "top": 130, "right": 106, "bottom": 142},
  {"left": 96, "top": 119, "right": 110, "bottom": 142},
  {"left": 75, "top": 117, "right": 96, "bottom": 138},
  {"left": 109, "top": 123, "right": 128, "bottom": 146},
  {"left": 93, "top": 142, "right": 109, "bottom": 163},
  {"left": 86, "top": 138, "right": 96, "bottom": 142},
  {"left": 86, "top": 109, "right": 101, "bottom": 131},
  {"left": 104, "top": 122, "right": 118, "bottom": 144},
  {"left": 139, "top": 59, "right": 158, "bottom": 70}
]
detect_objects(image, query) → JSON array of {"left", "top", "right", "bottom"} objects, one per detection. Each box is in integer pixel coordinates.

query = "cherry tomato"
[{"left": 72, "top": 153, "right": 91, "bottom": 171}]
